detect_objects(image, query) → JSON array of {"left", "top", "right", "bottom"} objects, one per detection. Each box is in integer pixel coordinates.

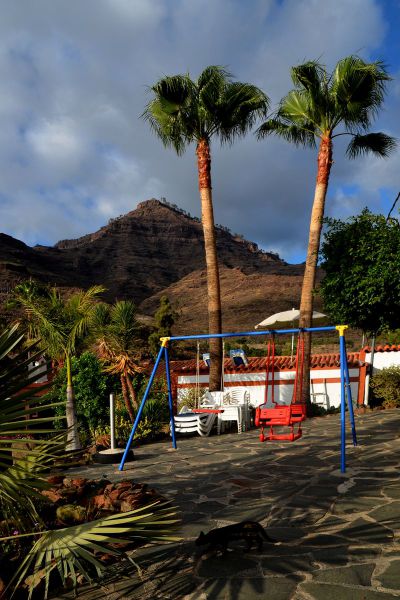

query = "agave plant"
[{"left": 0, "top": 325, "right": 180, "bottom": 599}]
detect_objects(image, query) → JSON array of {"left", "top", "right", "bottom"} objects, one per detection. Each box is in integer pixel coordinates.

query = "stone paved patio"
[{"left": 57, "top": 409, "right": 400, "bottom": 599}]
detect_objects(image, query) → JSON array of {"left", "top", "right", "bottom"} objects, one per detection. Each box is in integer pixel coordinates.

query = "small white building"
[
  {"left": 361, "top": 344, "right": 400, "bottom": 371},
  {"left": 170, "top": 351, "right": 364, "bottom": 410}
]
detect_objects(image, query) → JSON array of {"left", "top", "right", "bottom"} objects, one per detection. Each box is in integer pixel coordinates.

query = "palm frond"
[
  {"left": 197, "top": 65, "right": 232, "bottom": 91},
  {"left": 143, "top": 98, "right": 189, "bottom": 155},
  {"left": 0, "top": 436, "right": 66, "bottom": 526},
  {"left": 291, "top": 60, "right": 325, "bottom": 95},
  {"left": 218, "top": 82, "right": 270, "bottom": 143},
  {"left": 346, "top": 132, "right": 398, "bottom": 158},
  {"left": 331, "top": 56, "right": 391, "bottom": 129},
  {"left": 0, "top": 325, "right": 66, "bottom": 529},
  {"left": 142, "top": 74, "right": 196, "bottom": 155},
  {"left": 196, "top": 66, "right": 235, "bottom": 137},
  {"left": 256, "top": 117, "right": 316, "bottom": 147},
  {"left": 152, "top": 74, "right": 195, "bottom": 108},
  {"left": 143, "top": 66, "right": 269, "bottom": 151},
  {"left": 279, "top": 89, "right": 319, "bottom": 126},
  {"left": 10, "top": 501, "right": 180, "bottom": 599},
  {"left": 13, "top": 289, "right": 65, "bottom": 357},
  {"left": 92, "top": 300, "right": 145, "bottom": 377},
  {"left": 90, "top": 302, "right": 111, "bottom": 330},
  {"left": 0, "top": 323, "right": 25, "bottom": 360},
  {"left": 67, "top": 286, "right": 105, "bottom": 352}
]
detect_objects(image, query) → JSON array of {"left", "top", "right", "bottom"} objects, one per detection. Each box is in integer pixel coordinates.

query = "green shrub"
[
  {"left": 177, "top": 387, "right": 205, "bottom": 412},
  {"left": 110, "top": 377, "right": 171, "bottom": 443},
  {"left": 308, "top": 402, "right": 327, "bottom": 417},
  {"left": 48, "top": 352, "right": 115, "bottom": 436},
  {"left": 380, "top": 329, "right": 400, "bottom": 346},
  {"left": 133, "top": 393, "right": 170, "bottom": 441},
  {"left": 370, "top": 366, "right": 400, "bottom": 408}
]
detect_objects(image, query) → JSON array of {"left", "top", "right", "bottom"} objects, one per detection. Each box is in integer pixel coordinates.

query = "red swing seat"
[
  {"left": 255, "top": 403, "right": 306, "bottom": 441},
  {"left": 255, "top": 333, "right": 306, "bottom": 442}
]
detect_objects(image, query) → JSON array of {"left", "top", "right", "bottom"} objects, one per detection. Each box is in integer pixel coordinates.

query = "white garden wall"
[{"left": 176, "top": 366, "right": 360, "bottom": 409}]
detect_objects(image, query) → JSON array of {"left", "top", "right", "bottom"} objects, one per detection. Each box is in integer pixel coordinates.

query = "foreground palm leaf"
[
  {"left": 0, "top": 325, "right": 65, "bottom": 530},
  {"left": 11, "top": 501, "right": 180, "bottom": 599},
  {"left": 1, "top": 325, "right": 181, "bottom": 599}
]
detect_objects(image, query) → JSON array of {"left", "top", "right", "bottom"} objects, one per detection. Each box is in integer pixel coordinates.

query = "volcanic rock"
[{"left": 0, "top": 198, "right": 318, "bottom": 332}]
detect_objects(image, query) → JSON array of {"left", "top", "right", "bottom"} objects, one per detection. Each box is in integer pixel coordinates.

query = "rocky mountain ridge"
[{"left": 0, "top": 198, "right": 312, "bottom": 332}]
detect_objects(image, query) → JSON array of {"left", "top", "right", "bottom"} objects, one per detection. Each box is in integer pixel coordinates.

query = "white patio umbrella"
[
  {"left": 255, "top": 308, "right": 327, "bottom": 358},
  {"left": 255, "top": 308, "right": 326, "bottom": 329}
]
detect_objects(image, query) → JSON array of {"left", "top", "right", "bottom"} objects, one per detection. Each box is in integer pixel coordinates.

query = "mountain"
[{"left": 0, "top": 198, "right": 317, "bottom": 333}]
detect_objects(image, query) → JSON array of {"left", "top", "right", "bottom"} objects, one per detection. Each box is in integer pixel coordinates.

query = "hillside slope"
[{"left": 0, "top": 198, "right": 313, "bottom": 332}]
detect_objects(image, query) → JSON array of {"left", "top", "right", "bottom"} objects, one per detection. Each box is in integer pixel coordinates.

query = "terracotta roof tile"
[
  {"left": 363, "top": 344, "right": 400, "bottom": 353},
  {"left": 170, "top": 351, "right": 363, "bottom": 374}
]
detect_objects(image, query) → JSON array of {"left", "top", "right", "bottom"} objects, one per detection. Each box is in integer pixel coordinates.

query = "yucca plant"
[{"left": 0, "top": 325, "right": 180, "bottom": 599}]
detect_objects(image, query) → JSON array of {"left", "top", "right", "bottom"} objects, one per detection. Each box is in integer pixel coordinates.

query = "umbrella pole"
[{"left": 290, "top": 320, "right": 295, "bottom": 362}]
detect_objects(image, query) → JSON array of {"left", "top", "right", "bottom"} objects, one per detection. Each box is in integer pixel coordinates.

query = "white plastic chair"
[
  {"left": 173, "top": 411, "right": 217, "bottom": 437},
  {"left": 215, "top": 392, "right": 245, "bottom": 434},
  {"left": 242, "top": 391, "right": 251, "bottom": 430},
  {"left": 200, "top": 390, "right": 251, "bottom": 434}
]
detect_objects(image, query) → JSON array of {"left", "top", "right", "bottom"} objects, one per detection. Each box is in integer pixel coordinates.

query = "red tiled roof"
[
  {"left": 170, "top": 352, "right": 363, "bottom": 374},
  {"left": 363, "top": 344, "right": 400, "bottom": 353}
]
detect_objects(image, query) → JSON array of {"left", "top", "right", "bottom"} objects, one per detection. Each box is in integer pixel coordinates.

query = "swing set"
[{"left": 119, "top": 325, "right": 357, "bottom": 474}]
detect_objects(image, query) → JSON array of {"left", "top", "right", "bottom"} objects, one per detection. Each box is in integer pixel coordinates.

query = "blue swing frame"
[{"left": 119, "top": 325, "right": 357, "bottom": 473}]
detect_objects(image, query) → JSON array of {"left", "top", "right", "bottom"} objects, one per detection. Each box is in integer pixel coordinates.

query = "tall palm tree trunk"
[
  {"left": 65, "top": 353, "right": 81, "bottom": 451},
  {"left": 196, "top": 138, "right": 223, "bottom": 392},
  {"left": 297, "top": 135, "right": 333, "bottom": 404},
  {"left": 120, "top": 374, "right": 136, "bottom": 423}
]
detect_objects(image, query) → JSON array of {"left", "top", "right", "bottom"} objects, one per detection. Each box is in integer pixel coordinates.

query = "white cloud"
[
  {"left": 27, "top": 118, "right": 85, "bottom": 165},
  {"left": 102, "top": 0, "right": 166, "bottom": 25},
  {"left": 0, "top": 0, "right": 398, "bottom": 263}
]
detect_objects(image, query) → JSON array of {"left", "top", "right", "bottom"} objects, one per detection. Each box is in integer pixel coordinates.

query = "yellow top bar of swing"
[
  {"left": 160, "top": 337, "right": 170, "bottom": 347},
  {"left": 336, "top": 325, "right": 348, "bottom": 337}
]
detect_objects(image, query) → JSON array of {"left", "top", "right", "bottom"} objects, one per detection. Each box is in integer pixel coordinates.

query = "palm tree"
[
  {"left": 13, "top": 284, "right": 105, "bottom": 450},
  {"left": 91, "top": 300, "right": 146, "bottom": 423},
  {"left": 143, "top": 66, "right": 269, "bottom": 390},
  {"left": 257, "top": 56, "right": 397, "bottom": 403}
]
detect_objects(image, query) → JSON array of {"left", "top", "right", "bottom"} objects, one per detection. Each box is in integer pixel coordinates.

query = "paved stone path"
[{"left": 58, "top": 409, "right": 400, "bottom": 599}]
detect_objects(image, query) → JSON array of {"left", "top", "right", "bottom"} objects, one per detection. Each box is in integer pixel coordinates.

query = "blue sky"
[{"left": 0, "top": 0, "right": 399, "bottom": 263}]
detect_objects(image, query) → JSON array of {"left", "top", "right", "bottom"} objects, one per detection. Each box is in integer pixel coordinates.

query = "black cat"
[{"left": 196, "top": 521, "right": 276, "bottom": 552}]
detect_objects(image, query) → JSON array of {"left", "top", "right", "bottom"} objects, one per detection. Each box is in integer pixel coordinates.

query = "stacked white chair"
[
  {"left": 216, "top": 391, "right": 244, "bottom": 434},
  {"left": 173, "top": 407, "right": 217, "bottom": 437},
  {"left": 173, "top": 390, "right": 251, "bottom": 437}
]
